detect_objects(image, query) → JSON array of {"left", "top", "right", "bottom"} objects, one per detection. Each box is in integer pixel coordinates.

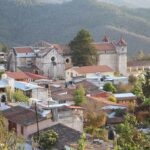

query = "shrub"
[
  {"left": 33, "top": 129, "right": 58, "bottom": 150},
  {"left": 103, "top": 82, "right": 116, "bottom": 93},
  {"left": 108, "top": 96, "right": 117, "bottom": 103}
]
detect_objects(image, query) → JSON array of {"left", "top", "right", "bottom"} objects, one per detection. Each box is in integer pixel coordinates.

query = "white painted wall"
[{"left": 98, "top": 53, "right": 117, "bottom": 71}]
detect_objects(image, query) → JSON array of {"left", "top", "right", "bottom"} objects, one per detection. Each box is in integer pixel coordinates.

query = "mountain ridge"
[{"left": 0, "top": 0, "right": 150, "bottom": 55}]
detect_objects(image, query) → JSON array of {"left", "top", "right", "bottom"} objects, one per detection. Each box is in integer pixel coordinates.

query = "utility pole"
[{"left": 34, "top": 102, "right": 40, "bottom": 139}]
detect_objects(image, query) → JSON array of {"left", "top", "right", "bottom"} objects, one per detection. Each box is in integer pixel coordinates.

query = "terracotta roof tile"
[
  {"left": 14, "top": 47, "right": 33, "bottom": 53},
  {"left": 6, "top": 71, "right": 29, "bottom": 80},
  {"left": 72, "top": 65, "right": 113, "bottom": 74},
  {"left": 25, "top": 72, "right": 48, "bottom": 80},
  {"left": 93, "top": 43, "right": 115, "bottom": 51}
]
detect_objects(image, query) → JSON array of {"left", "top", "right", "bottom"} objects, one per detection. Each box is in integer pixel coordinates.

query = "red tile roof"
[
  {"left": 72, "top": 65, "right": 113, "bottom": 74},
  {"left": 25, "top": 72, "right": 48, "bottom": 80},
  {"left": 94, "top": 92, "right": 111, "bottom": 98},
  {"left": 14, "top": 47, "right": 33, "bottom": 53},
  {"left": 88, "top": 96, "right": 128, "bottom": 107},
  {"left": 6, "top": 71, "right": 29, "bottom": 80},
  {"left": 93, "top": 43, "right": 115, "bottom": 51}
]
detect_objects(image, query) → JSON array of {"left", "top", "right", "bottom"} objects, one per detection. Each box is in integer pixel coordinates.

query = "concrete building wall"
[
  {"left": 116, "top": 46, "right": 127, "bottom": 75},
  {"left": 58, "top": 109, "right": 83, "bottom": 132},
  {"left": 98, "top": 53, "right": 117, "bottom": 71},
  {"left": 65, "top": 68, "right": 114, "bottom": 82},
  {"left": 32, "top": 88, "right": 48, "bottom": 100},
  {"left": 23, "top": 119, "right": 56, "bottom": 138},
  {"left": 65, "top": 69, "right": 81, "bottom": 82},
  {"left": 36, "top": 49, "right": 65, "bottom": 78}
]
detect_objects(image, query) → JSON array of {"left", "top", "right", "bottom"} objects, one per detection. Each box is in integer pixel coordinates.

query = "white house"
[{"left": 65, "top": 65, "right": 114, "bottom": 82}]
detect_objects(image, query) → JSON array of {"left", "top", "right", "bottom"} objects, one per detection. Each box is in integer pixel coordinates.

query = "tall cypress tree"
[
  {"left": 142, "top": 71, "right": 150, "bottom": 98},
  {"left": 69, "top": 29, "right": 97, "bottom": 66}
]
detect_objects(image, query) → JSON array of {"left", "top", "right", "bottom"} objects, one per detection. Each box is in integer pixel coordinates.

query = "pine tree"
[{"left": 69, "top": 29, "right": 97, "bottom": 66}]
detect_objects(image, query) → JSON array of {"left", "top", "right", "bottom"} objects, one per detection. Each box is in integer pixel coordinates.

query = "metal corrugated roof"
[{"left": 14, "top": 81, "right": 43, "bottom": 91}]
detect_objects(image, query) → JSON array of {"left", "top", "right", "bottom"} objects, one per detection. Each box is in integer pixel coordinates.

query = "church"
[
  {"left": 7, "top": 36, "right": 127, "bottom": 79},
  {"left": 95, "top": 36, "right": 127, "bottom": 75}
]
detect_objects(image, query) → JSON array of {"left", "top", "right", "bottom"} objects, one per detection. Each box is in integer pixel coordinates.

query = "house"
[
  {"left": 114, "top": 93, "right": 137, "bottom": 103},
  {"left": 7, "top": 47, "right": 35, "bottom": 72},
  {"left": 127, "top": 60, "right": 150, "bottom": 76},
  {"left": 102, "top": 105, "right": 127, "bottom": 125},
  {"left": 65, "top": 65, "right": 114, "bottom": 82},
  {"left": 6, "top": 71, "right": 30, "bottom": 82},
  {"left": 15, "top": 81, "right": 48, "bottom": 100},
  {"left": 31, "top": 123, "right": 81, "bottom": 150},
  {"left": 58, "top": 106, "right": 84, "bottom": 132},
  {"left": 24, "top": 72, "right": 48, "bottom": 81},
  {"left": 31, "top": 98, "right": 84, "bottom": 132},
  {"left": 2, "top": 106, "right": 54, "bottom": 138},
  {"left": 0, "top": 75, "right": 48, "bottom": 100}
]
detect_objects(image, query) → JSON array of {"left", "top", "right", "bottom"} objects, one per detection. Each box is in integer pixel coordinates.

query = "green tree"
[
  {"left": 74, "top": 86, "right": 87, "bottom": 106},
  {"left": 0, "top": 43, "right": 8, "bottom": 53},
  {"left": 103, "top": 82, "right": 116, "bottom": 93},
  {"left": 33, "top": 129, "right": 58, "bottom": 150},
  {"left": 132, "top": 76, "right": 145, "bottom": 100},
  {"left": 77, "top": 133, "right": 86, "bottom": 150},
  {"left": 13, "top": 90, "right": 29, "bottom": 102},
  {"left": 69, "top": 29, "right": 97, "bottom": 66},
  {"left": 116, "top": 114, "right": 150, "bottom": 150},
  {"left": 142, "top": 71, "right": 150, "bottom": 98},
  {"left": 128, "top": 75, "right": 137, "bottom": 85},
  {"left": 0, "top": 113, "right": 24, "bottom": 150}
]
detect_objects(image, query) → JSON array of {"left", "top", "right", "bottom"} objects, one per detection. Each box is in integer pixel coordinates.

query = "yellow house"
[{"left": 65, "top": 65, "right": 114, "bottom": 82}]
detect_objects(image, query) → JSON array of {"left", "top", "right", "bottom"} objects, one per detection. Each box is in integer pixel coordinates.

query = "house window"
[
  {"left": 21, "top": 126, "right": 24, "bottom": 135},
  {"left": 71, "top": 73, "right": 73, "bottom": 77}
]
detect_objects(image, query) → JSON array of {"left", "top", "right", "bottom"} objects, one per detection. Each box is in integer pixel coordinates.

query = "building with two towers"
[{"left": 7, "top": 36, "right": 127, "bottom": 78}]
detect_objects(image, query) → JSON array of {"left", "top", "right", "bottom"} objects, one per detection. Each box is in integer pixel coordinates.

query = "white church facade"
[
  {"left": 7, "top": 37, "right": 127, "bottom": 79},
  {"left": 95, "top": 36, "right": 127, "bottom": 75}
]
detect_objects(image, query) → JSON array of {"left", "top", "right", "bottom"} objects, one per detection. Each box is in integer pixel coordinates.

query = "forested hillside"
[{"left": 0, "top": 0, "right": 150, "bottom": 55}]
